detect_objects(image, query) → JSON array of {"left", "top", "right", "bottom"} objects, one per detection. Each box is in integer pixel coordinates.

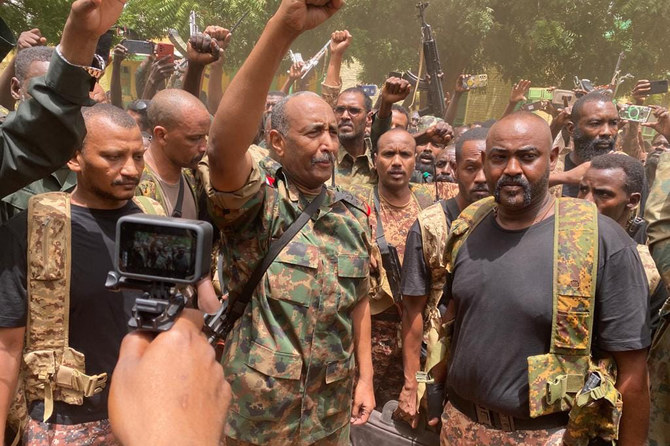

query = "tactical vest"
[
  {"left": 439, "top": 197, "right": 621, "bottom": 445},
  {"left": 8, "top": 192, "right": 164, "bottom": 443}
]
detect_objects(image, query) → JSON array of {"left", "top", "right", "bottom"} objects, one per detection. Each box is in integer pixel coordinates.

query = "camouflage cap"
[{"left": 417, "top": 115, "right": 445, "bottom": 133}]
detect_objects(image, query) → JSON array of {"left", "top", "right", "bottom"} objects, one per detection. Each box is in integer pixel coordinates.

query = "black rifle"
[
  {"left": 373, "top": 188, "right": 403, "bottom": 303},
  {"left": 403, "top": 2, "right": 446, "bottom": 118}
]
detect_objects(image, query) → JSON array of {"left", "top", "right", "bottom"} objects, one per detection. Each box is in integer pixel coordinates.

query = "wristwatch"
[{"left": 55, "top": 44, "right": 105, "bottom": 80}]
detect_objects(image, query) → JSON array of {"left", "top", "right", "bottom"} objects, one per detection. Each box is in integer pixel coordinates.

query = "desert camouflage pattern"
[
  {"left": 636, "top": 244, "right": 661, "bottom": 295},
  {"left": 23, "top": 417, "right": 120, "bottom": 446},
  {"left": 435, "top": 181, "right": 459, "bottom": 201},
  {"left": 202, "top": 157, "right": 372, "bottom": 445},
  {"left": 22, "top": 192, "right": 107, "bottom": 424},
  {"left": 369, "top": 315, "right": 404, "bottom": 410},
  {"left": 440, "top": 402, "right": 566, "bottom": 446},
  {"left": 320, "top": 81, "right": 342, "bottom": 108},
  {"left": 334, "top": 141, "right": 377, "bottom": 187},
  {"left": 648, "top": 296, "right": 670, "bottom": 446},
  {"left": 135, "top": 164, "right": 199, "bottom": 214}
]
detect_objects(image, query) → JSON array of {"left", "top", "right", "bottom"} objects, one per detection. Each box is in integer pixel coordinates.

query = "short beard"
[
  {"left": 493, "top": 169, "right": 549, "bottom": 209},
  {"left": 573, "top": 127, "right": 616, "bottom": 161}
]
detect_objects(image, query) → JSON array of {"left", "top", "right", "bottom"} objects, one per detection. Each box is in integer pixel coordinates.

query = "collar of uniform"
[
  {"left": 275, "top": 168, "right": 336, "bottom": 218},
  {"left": 337, "top": 138, "right": 374, "bottom": 170}
]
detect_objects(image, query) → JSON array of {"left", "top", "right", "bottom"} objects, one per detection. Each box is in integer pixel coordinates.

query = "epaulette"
[{"left": 333, "top": 189, "right": 371, "bottom": 216}]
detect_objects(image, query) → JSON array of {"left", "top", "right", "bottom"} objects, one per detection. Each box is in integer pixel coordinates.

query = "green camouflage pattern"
[
  {"left": 135, "top": 164, "right": 199, "bottom": 214},
  {"left": 563, "top": 369, "right": 622, "bottom": 446},
  {"left": 643, "top": 151, "right": 670, "bottom": 446},
  {"left": 202, "top": 157, "right": 372, "bottom": 445},
  {"left": 416, "top": 115, "right": 444, "bottom": 133},
  {"left": 645, "top": 151, "right": 670, "bottom": 287},
  {"left": 334, "top": 141, "right": 377, "bottom": 188},
  {"left": 649, "top": 296, "right": 670, "bottom": 446}
]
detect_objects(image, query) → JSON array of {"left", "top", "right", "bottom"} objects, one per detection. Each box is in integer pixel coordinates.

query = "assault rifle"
[{"left": 403, "top": 2, "right": 446, "bottom": 118}]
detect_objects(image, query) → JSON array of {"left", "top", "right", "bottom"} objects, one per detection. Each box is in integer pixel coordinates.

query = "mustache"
[
  {"left": 471, "top": 184, "right": 489, "bottom": 192},
  {"left": 311, "top": 152, "right": 335, "bottom": 165},
  {"left": 112, "top": 177, "right": 140, "bottom": 186},
  {"left": 435, "top": 173, "right": 454, "bottom": 182}
]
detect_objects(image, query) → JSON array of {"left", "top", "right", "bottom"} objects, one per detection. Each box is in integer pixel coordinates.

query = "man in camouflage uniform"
[
  {"left": 136, "top": 89, "right": 209, "bottom": 220},
  {"left": 345, "top": 128, "right": 439, "bottom": 414},
  {"left": 438, "top": 112, "right": 650, "bottom": 445},
  {"left": 642, "top": 106, "right": 670, "bottom": 446},
  {"left": 0, "top": 104, "right": 151, "bottom": 446},
  {"left": 201, "top": 1, "right": 375, "bottom": 444},
  {"left": 396, "top": 127, "right": 490, "bottom": 430},
  {"left": 1, "top": 47, "right": 78, "bottom": 224},
  {"left": 333, "top": 77, "right": 409, "bottom": 188}
]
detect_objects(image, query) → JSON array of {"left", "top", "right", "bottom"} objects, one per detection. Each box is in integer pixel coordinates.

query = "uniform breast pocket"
[
  {"left": 267, "top": 241, "right": 320, "bottom": 307},
  {"left": 337, "top": 254, "right": 370, "bottom": 309}
]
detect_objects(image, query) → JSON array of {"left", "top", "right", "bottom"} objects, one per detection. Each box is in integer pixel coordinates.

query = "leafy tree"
[{"left": 2, "top": 0, "right": 669, "bottom": 96}]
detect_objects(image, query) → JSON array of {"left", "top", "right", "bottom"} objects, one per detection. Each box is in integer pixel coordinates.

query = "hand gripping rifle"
[{"left": 403, "top": 2, "right": 446, "bottom": 117}]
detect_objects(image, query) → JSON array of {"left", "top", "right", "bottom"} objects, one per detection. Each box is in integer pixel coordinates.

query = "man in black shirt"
[
  {"left": 396, "top": 127, "right": 490, "bottom": 428},
  {"left": 441, "top": 112, "right": 650, "bottom": 445},
  {"left": 0, "top": 104, "right": 148, "bottom": 445},
  {"left": 562, "top": 91, "right": 619, "bottom": 197}
]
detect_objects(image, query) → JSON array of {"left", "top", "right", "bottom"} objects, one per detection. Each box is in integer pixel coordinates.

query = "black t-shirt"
[
  {"left": 447, "top": 212, "right": 651, "bottom": 418},
  {"left": 0, "top": 201, "right": 143, "bottom": 424},
  {"left": 401, "top": 198, "right": 460, "bottom": 297},
  {"left": 562, "top": 153, "right": 580, "bottom": 198}
]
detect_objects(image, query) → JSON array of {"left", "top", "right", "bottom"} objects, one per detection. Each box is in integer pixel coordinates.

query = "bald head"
[
  {"left": 487, "top": 112, "right": 552, "bottom": 154},
  {"left": 148, "top": 89, "right": 209, "bottom": 130},
  {"left": 377, "top": 128, "right": 416, "bottom": 152}
]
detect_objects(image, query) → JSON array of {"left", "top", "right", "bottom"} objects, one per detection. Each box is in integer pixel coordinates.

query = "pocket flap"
[
  {"left": 337, "top": 255, "right": 369, "bottom": 278},
  {"left": 276, "top": 241, "right": 319, "bottom": 269},
  {"left": 325, "top": 355, "right": 354, "bottom": 384},
  {"left": 245, "top": 341, "right": 302, "bottom": 380}
]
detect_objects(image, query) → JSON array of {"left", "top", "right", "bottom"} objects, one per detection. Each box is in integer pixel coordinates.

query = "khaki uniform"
[
  {"left": 135, "top": 164, "right": 199, "bottom": 217},
  {"left": 201, "top": 158, "right": 373, "bottom": 445}
]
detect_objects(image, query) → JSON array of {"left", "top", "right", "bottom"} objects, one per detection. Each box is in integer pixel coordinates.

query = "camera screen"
[{"left": 118, "top": 221, "right": 198, "bottom": 281}]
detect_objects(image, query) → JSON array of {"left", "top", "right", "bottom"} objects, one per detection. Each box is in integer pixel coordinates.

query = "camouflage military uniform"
[
  {"left": 346, "top": 184, "right": 436, "bottom": 410},
  {"left": 335, "top": 140, "right": 377, "bottom": 187},
  {"left": 135, "top": 164, "right": 199, "bottom": 216},
  {"left": 200, "top": 157, "right": 372, "bottom": 446},
  {"left": 643, "top": 151, "right": 670, "bottom": 446},
  {"left": 23, "top": 418, "right": 120, "bottom": 446}
]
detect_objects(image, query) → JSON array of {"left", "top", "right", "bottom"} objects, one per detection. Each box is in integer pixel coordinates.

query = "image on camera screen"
[{"left": 119, "top": 223, "right": 197, "bottom": 281}]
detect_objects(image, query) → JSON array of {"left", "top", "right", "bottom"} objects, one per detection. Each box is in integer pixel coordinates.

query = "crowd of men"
[{"left": 0, "top": 0, "right": 668, "bottom": 445}]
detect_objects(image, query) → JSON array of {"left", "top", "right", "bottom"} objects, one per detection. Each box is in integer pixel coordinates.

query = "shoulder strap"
[
  {"left": 635, "top": 243, "right": 661, "bottom": 294},
  {"left": 550, "top": 198, "right": 599, "bottom": 355},
  {"left": 172, "top": 175, "right": 185, "bottom": 217},
  {"left": 445, "top": 196, "right": 497, "bottom": 272},
  {"left": 26, "top": 192, "right": 71, "bottom": 352},
  {"left": 372, "top": 186, "right": 390, "bottom": 253},
  {"left": 132, "top": 196, "right": 167, "bottom": 216},
  {"left": 223, "top": 186, "right": 327, "bottom": 333}
]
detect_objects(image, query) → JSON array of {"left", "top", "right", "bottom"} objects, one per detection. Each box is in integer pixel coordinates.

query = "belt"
[{"left": 448, "top": 391, "right": 568, "bottom": 432}]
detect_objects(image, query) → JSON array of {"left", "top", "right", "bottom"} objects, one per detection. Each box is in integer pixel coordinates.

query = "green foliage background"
[{"left": 2, "top": 0, "right": 669, "bottom": 92}]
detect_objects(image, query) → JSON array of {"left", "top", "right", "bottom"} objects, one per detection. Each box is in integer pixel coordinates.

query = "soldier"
[
  {"left": 438, "top": 112, "right": 650, "bottom": 445},
  {"left": 334, "top": 77, "right": 410, "bottom": 187},
  {"left": 201, "top": 0, "right": 374, "bottom": 444},
  {"left": 396, "top": 127, "right": 490, "bottom": 429},
  {"left": 0, "top": 104, "right": 161, "bottom": 445},
  {"left": 0, "top": 0, "right": 126, "bottom": 198},
  {"left": 1, "top": 46, "right": 77, "bottom": 224},
  {"left": 642, "top": 106, "right": 670, "bottom": 446},
  {"left": 346, "top": 128, "right": 438, "bottom": 413},
  {"left": 137, "top": 89, "right": 210, "bottom": 220}
]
